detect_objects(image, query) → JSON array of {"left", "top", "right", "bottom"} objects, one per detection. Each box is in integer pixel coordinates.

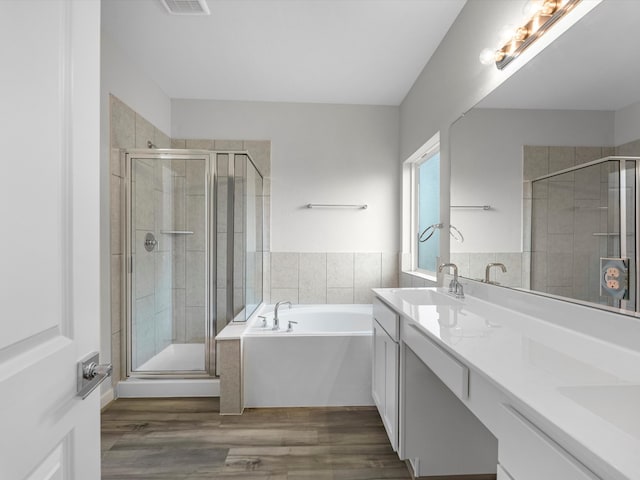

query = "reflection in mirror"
[{"left": 449, "top": 1, "right": 640, "bottom": 314}]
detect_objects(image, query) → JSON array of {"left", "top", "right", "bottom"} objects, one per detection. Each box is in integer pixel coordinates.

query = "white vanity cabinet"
[
  {"left": 498, "top": 406, "right": 601, "bottom": 480},
  {"left": 372, "top": 298, "right": 399, "bottom": 451}
]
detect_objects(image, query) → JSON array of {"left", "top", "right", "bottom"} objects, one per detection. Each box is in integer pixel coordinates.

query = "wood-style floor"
[{"left": 101, "top": 397, "right": 412, "bottom": 479}]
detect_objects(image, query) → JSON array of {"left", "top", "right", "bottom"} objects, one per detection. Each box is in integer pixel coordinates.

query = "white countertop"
[{"left": 373, "top": 287, "right": 640, "bottom": 480}]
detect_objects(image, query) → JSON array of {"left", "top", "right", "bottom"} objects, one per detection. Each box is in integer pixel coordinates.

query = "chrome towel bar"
[
  {"left": 306, "top": 203, "right": 368, "bottom": 209},
  {"left": 451, "top": 205, "right": 491, "bottom": 210}
]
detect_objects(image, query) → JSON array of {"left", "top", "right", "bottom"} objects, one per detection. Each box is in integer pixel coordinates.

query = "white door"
[{"left": 0, "top": 1, "right": 102, "bottom": 479}]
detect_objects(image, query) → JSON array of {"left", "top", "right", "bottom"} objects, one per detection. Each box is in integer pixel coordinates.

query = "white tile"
[
  {"left": 327, "top": 253, "right": 354, "bottom": 288},
  {"left": 135, "top": 114, "right": 155, "bottom": 149},
  {"left": 354, "top": 253, "right": 382, "bottom": 288},
  {"left": 111, "top": 255, "right": 123, "bottom": 334},
  {"left": 381, "top": 253, "right": 399, "bottom": 288},
  {"left": 186, "top": 139, "right": 214, "bottom": 150},
  {"left": 186, "top": 195, "right": 206, "bottom": 251},
  {"left": 110, "top": 176, "right": 122, "bottom": 255},
  {"left": 270, "top": 288, "right": 299, "bottom": 304},
  {"left": 110, "top": 95, "right": 135, "bottom": 149},
  {"left": 354, "top": 288, "right": 374, "bottom": 304},
  {"left": 299, "top": 253, "right": 327, "bottom": 304},
  {"left": 186, "top": 307, "right": 206, "bottom": 343},
  {"left": 186, "top": 251, "right": 206, "bottom": 306},
  {"left": 186, "top": 159, "right": 206, "bottom": 195},
  {"left": 172, "top": 289, "right": 186, "bottom": 343}
]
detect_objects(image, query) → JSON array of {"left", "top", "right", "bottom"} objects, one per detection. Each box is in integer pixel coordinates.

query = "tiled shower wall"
[
  {"left": 110, "top": 95, "right": 171, "bottom": 383},
  {"left": 523, "top": 145, "right": 616, "bottom": 301}
]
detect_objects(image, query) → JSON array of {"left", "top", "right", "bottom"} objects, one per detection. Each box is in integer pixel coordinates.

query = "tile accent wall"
[
  {"left": 523, "top": 145, "right": 616, "bottom": 301},
  {"left": 268, "top": 252, "right": 399, "bottom": 304}
]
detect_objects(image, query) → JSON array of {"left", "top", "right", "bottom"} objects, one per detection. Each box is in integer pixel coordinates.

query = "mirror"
[{"left": 450, "top": 1, "right": 640, "bottom": 314}]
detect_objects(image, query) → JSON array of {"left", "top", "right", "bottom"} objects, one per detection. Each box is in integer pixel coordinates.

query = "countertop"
[{"left": 373, "top": 287, "right": 640, "bottom": 480}]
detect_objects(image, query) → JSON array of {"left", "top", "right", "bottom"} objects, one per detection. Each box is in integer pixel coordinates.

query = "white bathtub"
[{"left": 243, "top": 304, "right": 374, "bottom": 407}]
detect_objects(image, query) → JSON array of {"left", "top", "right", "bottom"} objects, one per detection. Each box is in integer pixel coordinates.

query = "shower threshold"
[{"left": 137, "top": 343, "right": 205, "bottom": 372}]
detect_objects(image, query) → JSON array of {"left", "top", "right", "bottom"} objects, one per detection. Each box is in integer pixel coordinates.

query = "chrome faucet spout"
[
  {"left": 273, "top": 301, "right": 292, "bottom": 331},
  {"left": 484, "top": 263, "right": 507, "bottom": 284},
  {"left": 438, "top": 263, "right": 464, "bottom": 299}
]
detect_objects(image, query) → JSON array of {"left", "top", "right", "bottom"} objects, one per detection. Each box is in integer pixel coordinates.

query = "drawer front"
[
  {"left": 499, "top": 405, "right": 600, "bottom": 480},
  {"left": 497, "top": 464, "right": 514, "bottom": 480},
  {"left": 373, "top": 297, "right": 399, "bottom": 341},
  {"left": 402, "top": 323, "right": 469, "bottom": 399}
]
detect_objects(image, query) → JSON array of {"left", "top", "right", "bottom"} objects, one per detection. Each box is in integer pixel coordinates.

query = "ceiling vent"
[{"left": 160, "top": 0, "right": 210, "bottom": 15}]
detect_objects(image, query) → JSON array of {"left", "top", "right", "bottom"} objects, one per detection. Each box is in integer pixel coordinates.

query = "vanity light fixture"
[{"left": 480, "top": 0, "right": 582, "bottom": 70}]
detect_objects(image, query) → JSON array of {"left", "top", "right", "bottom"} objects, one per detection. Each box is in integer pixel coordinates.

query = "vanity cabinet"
[
  {"left": 372, "top": 298, "right": 399, "bottom": 451},
  {"left": 498, "top": 406, "right": 601, "bottom": 480}
]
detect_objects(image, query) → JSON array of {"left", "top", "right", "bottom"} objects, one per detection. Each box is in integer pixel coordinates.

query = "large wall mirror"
[{"left": 450, "top": 1, "right": 640, "bottom": 314}]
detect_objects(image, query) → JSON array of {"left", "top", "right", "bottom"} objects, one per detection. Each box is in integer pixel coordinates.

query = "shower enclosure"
[
  {"left": 124, "top": 149, "right": 263, "bottom": 378},
  {"left": 531, "top": 156, "right": 639, "bottom": 312}
]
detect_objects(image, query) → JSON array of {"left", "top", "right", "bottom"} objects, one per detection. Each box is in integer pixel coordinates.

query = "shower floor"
[{"left": 137, "top": 343, "right": 205, "bottom": 372}]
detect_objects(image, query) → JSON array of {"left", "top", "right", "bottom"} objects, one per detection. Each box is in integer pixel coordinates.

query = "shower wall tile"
[
  {"left": 549, "top": 147, "right": 575, "bottom": 178},
  {"left": 155, "top": 252, "right": 173, "bottom": 313},
  {"left": 186, "top": 251, "right": 206, "bottom": 307},
  {"left": 234, "top": 233, "right": 245, "bottom": 289},
  {"left": 354, "top": 253, "right": 382, "bottom": 289},
  {"left": 135, "top": 114, "right": 155, "bottom": 149},
  {"left": 186, "top": 161, "right": 206, "bottom": 195},
  {"left": 111, "top": 331, "right": 122, "bottom": 385},
  {"left": 186, "top": 195, "right": 206, "bottom": 251},
  {"left": 155, "top": 308, "right": 173, "bottom": 352},
  {"left": 547, "top": 182, "right": 574, "bottom": 234},
  {"left": 214, "top": 139, "right": 243, "bottom": 151},
  {"left": 172, "top": 176, "right": 186, "bottom": 230},
  {"left": 186, "top": 306, "right": 206, "bottom": 343},
  {"left": 110, "top": 148, "right": 123, "bottom": 178},
  {"left": 110, "top": 95, "right": 135, "bottom": 149},
  {"left": 134, "top": 242, "right": 155, "bottom": 299},
  {"left": 574, "top": 164, "right": 601, "bottom": 200},
  {"left": 271, "top": 252, "right": 299, "bottom": 289},
  {"left": 523, "top": 146, "right": 549, "bottom": 180},
  {"left": 575, "top": 146, "right": 604, "bottom": 165},
  {"left": 547, "top": 234, "right": 573, "bottom": 253},
  {"left": 263, "top": 195, "right": 271, "bottom": 251},
  {"left": 243, "top": 140, "right": 271, "bottom": 178},
  {"left": 171, "top": 159, "right": 186, "bottom": 177},
  {"left": 233, "top": 288, "right": 244, "bottom": 317},
  {"left": 111, "top": 255, "right": 122, "bottom": 334},
  {"left": 134, "top": 163, "right": 155, "bottom": 231},
  {"left": 217, "top": 179, "right": 228, "bottom": 233},
  {"left": 171, "top": 139, "right": 187, "bottom": 149},
  {"left": 216, "top": 288, "right": 228, "bottom": 333},
  {"left": 172, "top": 288, "right": 186, "bottom": 343},
  {"left": 155, "top": 129, "right": 171, "bottom": 149},
  {"left": 617, "top": 138, "right": 640, "bottom": 156},
  {"left": 263, "top": 252, "right": 271, "bottom": 305},
  {"left": 327, "top": 253, "right": 354, "bottom": 288},
  {"left": 546, "top": 253, "right": 573, "bottom": 286},
  {"left": 110, "top": 176, "right": 122, "bottom": 255},
  {"left": 216, "top": 233, "right": 228, "bottom": 286},
  {"left": 186, "top": 139, "right": 214, "bottom": 150}
]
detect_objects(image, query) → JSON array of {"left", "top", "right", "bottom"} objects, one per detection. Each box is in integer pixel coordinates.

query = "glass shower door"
[{"left": 128, "top": 154, "right": 211, "bottom": 374}]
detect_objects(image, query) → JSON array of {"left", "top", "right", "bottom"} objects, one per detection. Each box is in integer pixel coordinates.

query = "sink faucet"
[
  {"left": 484, "top": 263, "right": 507, "bottom": 284},
  {"left": 273, "top": 301, "right": 292, "bottom": 331},
  {"left": 438, "top": 263, "right": 464, "bottom": 299}
]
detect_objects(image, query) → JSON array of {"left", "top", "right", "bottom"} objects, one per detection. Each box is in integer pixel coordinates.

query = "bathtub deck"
[{"left": 101, "top": 397, "right": 411, "bottom": 479}]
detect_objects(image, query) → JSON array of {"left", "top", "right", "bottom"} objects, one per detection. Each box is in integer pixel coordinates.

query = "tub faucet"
[
  {"left": 484, "top": 263, "right": 507, "bottom": 284},
  {"left": 273, "top": 301, "right": 292, "bottom": 331},
  {"left": 438, "top": 263, "right": 464, "bottom": 299}
]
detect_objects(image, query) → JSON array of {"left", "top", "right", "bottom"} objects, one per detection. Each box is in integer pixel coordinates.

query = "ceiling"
[
  {"left": 101, "top": 0, "right": 466, "bottom": 106},
  {"left": 478, "top": 0, "right": 640, "bottom": 112}
]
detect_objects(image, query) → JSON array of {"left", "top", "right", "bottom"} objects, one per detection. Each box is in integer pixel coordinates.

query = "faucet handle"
[
  {"left": 286, "top": 320, "right": 298, "bottom": 332},
  {"left": 258, "top": 315, "right": 267, "bottom": 327},
  {"left": 455, "top": 282, "right": 465, "bottom": 299}
]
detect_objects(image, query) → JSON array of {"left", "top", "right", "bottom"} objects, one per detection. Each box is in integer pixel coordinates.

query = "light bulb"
[
  {"left": 523, "top": 0, "right": 543, "bottom": 17},
  {"left": 499, "top": 24, "right": 516, "bottom": 44},
  {"left": 479, "top": 48, "right": 496, "bottom": 65}
]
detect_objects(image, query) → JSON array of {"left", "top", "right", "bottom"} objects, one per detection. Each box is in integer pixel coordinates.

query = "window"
[{"left": 402, "top": 133, "right": 441, "bottom": 278}]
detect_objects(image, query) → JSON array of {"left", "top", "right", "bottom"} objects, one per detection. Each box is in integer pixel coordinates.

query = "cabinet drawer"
[
  {"left": 497, "top": 464, "right": 514, "bottom": 480},
  {"left": 402, "top": 323, "right": 468, "bottom": 399},
  {"left": 499, "top": 405, "right": 600, "bottom": 480},
  {"left": 373, "top": 297, "right": 399, "bottom": 341}
]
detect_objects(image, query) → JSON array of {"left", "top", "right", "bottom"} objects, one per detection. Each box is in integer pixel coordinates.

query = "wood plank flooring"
[{"left": 101, "top": 398, "right": 412, "bottom": 479}]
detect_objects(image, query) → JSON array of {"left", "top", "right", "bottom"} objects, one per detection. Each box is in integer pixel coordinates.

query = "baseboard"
[
  {"left": 100, "top": 387, "right": 115, "bottom": 410},
  {"left": 117, "top": 378, "right": 220, "bottom": 398}
]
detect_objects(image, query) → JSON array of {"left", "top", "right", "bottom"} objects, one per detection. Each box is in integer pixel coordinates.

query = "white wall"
[
  {"left": 450, "top": 108, "right": 614, "bottom": 253},
  {"left": 172, "top": 99, "right": 400, "bottom": 253},
  {"left": 615, "top": 100, "right": 640, "bottom": 147},
  {"left": 99, "top": 31, "right": 172, "bottom": 377}
]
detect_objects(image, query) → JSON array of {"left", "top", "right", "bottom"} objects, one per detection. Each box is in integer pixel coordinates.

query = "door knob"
[{"left": 77, "top": 352, "right": 112, "bottom": 399}]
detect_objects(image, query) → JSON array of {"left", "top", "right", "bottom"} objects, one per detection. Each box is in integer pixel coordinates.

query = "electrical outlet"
[{"left": 600, "top": 258, "right": 629, "bottom": 300}]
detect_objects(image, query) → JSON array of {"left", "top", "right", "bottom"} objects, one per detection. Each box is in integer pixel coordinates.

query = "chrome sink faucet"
[
  {"left": 273, "top": 301, "right": 292, "bottom": 331},
  {"left": 484, "top": 263, "right": 507, "bottom": 284},
  {"left": 438, "top": 263, "right": 464, "bottom": 299}
]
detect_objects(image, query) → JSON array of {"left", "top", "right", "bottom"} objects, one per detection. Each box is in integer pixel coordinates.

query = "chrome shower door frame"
[{"left": 123, "top": 149, "right": 216, "bottom": 379}]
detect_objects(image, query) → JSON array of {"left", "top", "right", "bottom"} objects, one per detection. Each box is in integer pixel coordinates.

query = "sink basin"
[
  {"left": 387, "top": 288, "right": 462, "bottom": 306},
  {"left": 558, "top": 384, "right": 640, "bottom": 439}
]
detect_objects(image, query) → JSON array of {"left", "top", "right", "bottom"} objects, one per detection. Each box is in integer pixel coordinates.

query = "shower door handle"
[{"left": 76, "top": 352, "right": 112, "bottom": 399}]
